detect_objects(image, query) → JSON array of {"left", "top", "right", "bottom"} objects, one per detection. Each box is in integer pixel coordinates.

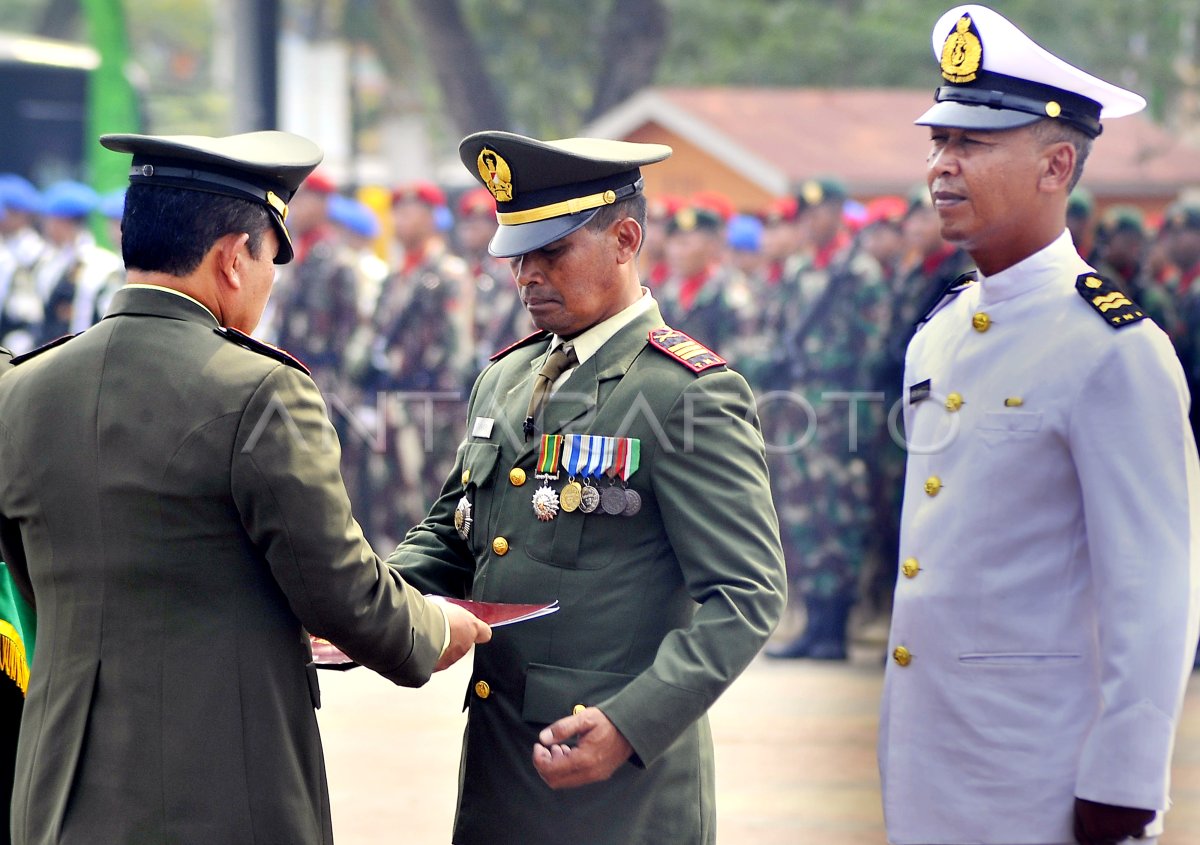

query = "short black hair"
[
  {"left": 585, "top": 194, "right": 648, "bottom": 252},
  {"left": 121, "top": 183, "right": 272, "bottom": 275}
]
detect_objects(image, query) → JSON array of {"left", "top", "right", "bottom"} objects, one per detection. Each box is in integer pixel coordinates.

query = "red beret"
[{"left": 392, "top": 180, "right": 446, "bottom": 208}]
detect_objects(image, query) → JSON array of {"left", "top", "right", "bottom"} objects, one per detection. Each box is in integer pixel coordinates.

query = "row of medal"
[
  {"left": 529, "top": 434, "right": 642, "bottom": 521},
  {"left": 454, "top": 434, "right": 643, "bottom": 542}
]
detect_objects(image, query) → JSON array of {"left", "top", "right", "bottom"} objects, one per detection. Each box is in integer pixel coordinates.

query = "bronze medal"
[
  {"left": 579, "top": 483, "right": 600, "bottom": 513},
  {"left": 454, "top": 495, "right": 473, "bottom": 540},
  {"left": 560, "top": 480, "right": 583, "bottom": 513},
  {"left": 621, "top": 488, "right": 642, "bottom": 517},
  {"left": 531, "top": 483, "right": 560, "bottom": 521},
  {"left": 600, "top": 484, "right": 626, "bottom": 515}
]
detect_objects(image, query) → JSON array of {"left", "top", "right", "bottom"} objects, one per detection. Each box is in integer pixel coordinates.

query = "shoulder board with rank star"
[
  {"left": 489, "top": 330, "right": 551, "bottom": 362},
  {"left": 647, "top": 326, "right": 727, "bottom": 373},
  {"left": 214, "top": 327, "right": 311, "bottom": 375},
  {"left": 8, "top": 333, "right": 76, "bottom": 366},
  {"left": 916, "top": 270, "right": 977, "bottom": 330},
  {"left": 1075, "top": 273, "right": 1147, "bottom": 329}
]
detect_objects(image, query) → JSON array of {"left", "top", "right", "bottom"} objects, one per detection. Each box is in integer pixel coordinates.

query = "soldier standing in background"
[
  {"left": 766, "top": 178, "right": 891, "bottom": 660},
  {"left": 657, "top": 204, "right": 738, "bottom": 349},
  {"left": 0, "top": 177, "right": 45, "bottom": 355},
  {"left": 359, "top": 181, "right": 474, "bottom": 546},
  {"left": 454, "top": 186, "right": 531, "bottom": 381},
  {"left": 35, "top": 181, "right": 123, "bottom": 344},
  {"left": 270, "top": 172, "right": 360, "bottom": 395}
]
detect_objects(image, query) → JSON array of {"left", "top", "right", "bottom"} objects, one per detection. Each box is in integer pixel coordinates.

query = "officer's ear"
[
  {"left": 613, "top": 217, "right": 643, "bottom": 264},
  {"left": 1038, "top": 140, "right": 1077, "bottom": 195},
  {"left": 212, "top": 232, "right": 252, "bottom": 291}
]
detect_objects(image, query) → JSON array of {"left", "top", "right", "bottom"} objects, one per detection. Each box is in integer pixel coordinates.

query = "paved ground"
[{"left": 317, "top": 650, "right": 1200, "bottom": 844}]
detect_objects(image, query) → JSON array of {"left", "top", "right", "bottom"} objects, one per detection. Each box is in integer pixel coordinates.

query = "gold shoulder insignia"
[
  {"left": 8, "top": 333, "right": 76, "bottom": 366},
  {"left": 1075, "top": 273, "right": 1147, "bottom": 329},
  {"left": 214, "top": 327, "right": 311, "bottom": 375},
  {"left": 648, "top": 326, "right": 726, "bottom": 373},
  {"left": 489, "top": 330, "right": 551, "bottom": 362}
]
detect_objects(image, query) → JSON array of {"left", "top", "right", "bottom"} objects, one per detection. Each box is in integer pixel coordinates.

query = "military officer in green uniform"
[
  {"left": 0, "top": 132, "right": 490, "bottom": 845},
  {"left": 387, "top": 131, "right": 787, "bottom": 845}
]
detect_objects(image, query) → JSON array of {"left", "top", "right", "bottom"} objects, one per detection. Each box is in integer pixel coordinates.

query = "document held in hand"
[{"left": 310, "top": 598, "right": 559, "bottom": 667}]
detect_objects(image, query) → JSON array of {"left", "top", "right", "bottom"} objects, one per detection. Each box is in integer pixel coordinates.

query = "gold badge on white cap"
[{"left": 940, "top": 14, "right": 982, "bottom": 84}]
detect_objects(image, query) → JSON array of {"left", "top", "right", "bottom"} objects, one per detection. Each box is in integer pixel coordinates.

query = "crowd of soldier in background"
[{"left": 3, "top": 167, "right": 1200, "bottom": 661}]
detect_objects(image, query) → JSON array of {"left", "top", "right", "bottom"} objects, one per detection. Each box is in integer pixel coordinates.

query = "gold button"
[
  {"left": 944, "top": 392, "right": 964, "bottom": 412},
  {"left": 893, "top": 646, "right": 912, "bottom": 667},
  {"left": 1045, "top": 100, "right": 1062, "bottom": 118},
  {"left": 901, "top": 557, "right": 920, "bottom": 578},
  {"left": 474, "top": 680, "right": 491, "bottom": 699},
  {"left": 461, "top": 469, "right": 471, "bottom": 485},
  {"left": 492, "top": 537, "right": 509, "bottom": 556},
  {"left": 572, "top": 704, "right": 586, "bottom": 716},
  {"left": 924, "top": 476, "right": 942, "bottom": 497},
  {"left": 972, "top": 312, "right": 991, "bottom": 332},
  {"left": 509, "top": 467, "right": 526, "bottom": 486}
]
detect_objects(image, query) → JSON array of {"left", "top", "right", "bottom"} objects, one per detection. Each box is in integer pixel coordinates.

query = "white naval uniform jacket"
[{"left": 878, "top": 230, "right": 1200, "bottom": 845}]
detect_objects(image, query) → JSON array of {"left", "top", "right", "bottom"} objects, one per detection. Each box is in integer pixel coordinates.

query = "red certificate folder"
[{"left": 311, "top": 598, "right": 559, "bottom": 668}]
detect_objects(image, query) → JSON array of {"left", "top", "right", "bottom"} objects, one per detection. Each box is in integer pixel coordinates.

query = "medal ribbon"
[
  {"left": 563, "top": 434, "right": 589, "bottom": 477},
  {"left": 607, "top": 437, "right": 627, "bottom": 478},
  {"left": 618, "top": 438, "right": 641, "bottom": 481},
  {"left": 584, "top": 435, "right": 609, "bottom": 479},
  {"left": 537, "top": 434, "right": 563, "bottom": 474}
]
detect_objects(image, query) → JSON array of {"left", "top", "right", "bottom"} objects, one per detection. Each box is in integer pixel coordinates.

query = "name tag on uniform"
[
  {"left": 471, "top": 417, "right": 495, "bottom": 439},
  {"left": 909, "top": 379, "right": 932, "bottom": 405}
]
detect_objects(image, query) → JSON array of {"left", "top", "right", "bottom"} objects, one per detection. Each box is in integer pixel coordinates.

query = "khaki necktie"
[{"left": 523, "top": 343, "right": 578, "bottom": 439}]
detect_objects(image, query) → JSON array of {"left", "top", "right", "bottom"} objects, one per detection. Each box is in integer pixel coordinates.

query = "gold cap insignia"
[
  {"left": 940, "top": 14, "right": 983, "bottom": 84},
  {"left": 477, "top": 147, "right": 513, "bottom": 202},
  {"left": 801, "top": 180, "right": 824, "bottom": 206}
]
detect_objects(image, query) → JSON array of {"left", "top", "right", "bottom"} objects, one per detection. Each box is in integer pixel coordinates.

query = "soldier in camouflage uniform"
[
  {"left": 356, "top": 181, "right": 474, "bottom": 546},
  {"left": 657, "top": 204, "right": 740, "bottom": 350},
  {"left": 1091, "top": 205, "right": 1185, "bottom": 352},
  {"left": 269, "top": 172, "right": 360, "bottom": 391},
  {"left": 861, "top": 191, "right": 973, "bottom": 619},
  {"left": 454, "top": 187, "right": 531, "bottom": 381},
  {"left": 765, "top": 177, "right": 892, "bottom": 660}
]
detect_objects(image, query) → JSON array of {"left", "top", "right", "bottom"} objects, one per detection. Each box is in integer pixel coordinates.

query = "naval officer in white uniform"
[{"left": 879, "top": 6, "right": 1200, "bottom": 845}]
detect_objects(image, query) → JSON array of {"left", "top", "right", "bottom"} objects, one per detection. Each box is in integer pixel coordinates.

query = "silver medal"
[
  {"left": 621, "top": 488, "right": 642, "bottom": 517},
  {"left": 579, "top": 483, "right": 600, "bottom": 513},
  {"left": 531, "top": 483, "right": 560, "bottom": 521},
  {"left": 454, "top": 495, "right": 473, "bottom": 539}
]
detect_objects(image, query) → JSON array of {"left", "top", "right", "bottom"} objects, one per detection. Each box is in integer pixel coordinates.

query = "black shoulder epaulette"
[
  {"left": 647, "top": 326, "right": 726, "bottom": 373},
  {"left": 214, "top": 327, "right": 311, "bottom": 375},
  {"left": 8, "top": 334, "right": 76, "bottom": 366},
  {"left": 1075, "top": 273, "right": 1147, "bottom": 329},
  {"left": 916, "top": 270, "right": 977, "bottom": 329},
  {"left": 489, "top": 330, "right": 550, "bottom": 362}
]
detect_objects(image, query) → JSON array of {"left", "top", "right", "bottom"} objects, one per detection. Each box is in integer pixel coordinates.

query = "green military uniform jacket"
[
  {"left": 389, "top": 303, "right": 786, "bottom": 845},
  {"left": 0, "top": 287, "right": 445, "bottom": 845}
]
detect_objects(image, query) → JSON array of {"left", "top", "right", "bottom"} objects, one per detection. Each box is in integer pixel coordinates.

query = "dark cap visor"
[
  {"left": 487, "top": 208, "right": 600, "bottom": 258},
  {"left": 915, "top": 100, "right": 1042, "bottom": 132}
]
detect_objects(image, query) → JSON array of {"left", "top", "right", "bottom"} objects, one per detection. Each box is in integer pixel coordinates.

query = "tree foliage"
[{"left": 3, "top": 0, "right": 1196, "bottom": 138}]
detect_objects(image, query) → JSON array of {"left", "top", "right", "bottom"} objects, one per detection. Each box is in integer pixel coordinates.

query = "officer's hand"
[
  {"left": 1073, "top": 797, "right": 1156, "bottom": 845},
  {"left": 531, "top": 706, "right": 633, "bottom": 789},
  {"left": 434, "top": 601, "right": 491, "bottom": 672}
]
